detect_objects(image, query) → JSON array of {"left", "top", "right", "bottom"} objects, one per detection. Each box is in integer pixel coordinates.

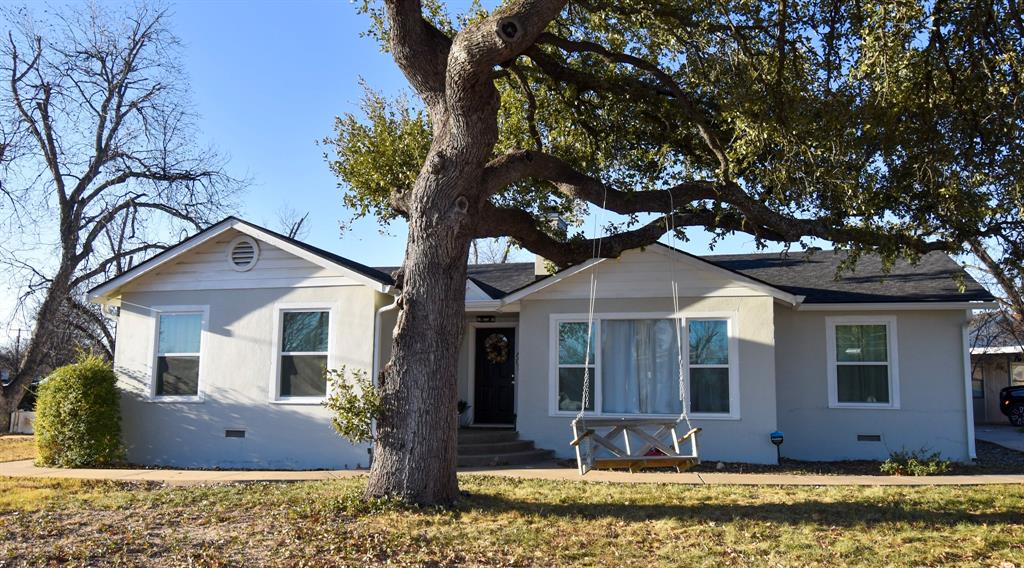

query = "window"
[
  {"left": 602, "top": 319, "right": 681, "bottom": 414},
  {"left": 556, "top": 322, "right": 595, "bottom": 412},
  {"left": 275, "top": 309, "right": 330, "bottom": 400},
  {"left": 551, "top": 314, "right": 736, "bottom": 418},
  {"left": 826, "top": 317, "right": 899, "bottom": 408},
  {"left": 972, "top": 379, "right": 984, "bottom": 399},
  {"left": 153, "top": 309, "right": 205, "bottom": 400},
  {"left": 1013, "top": 363, "right": 1024, "bottom": 387},
  {"left": 688, "top": 320, "right": 730, "bottom": 413}
]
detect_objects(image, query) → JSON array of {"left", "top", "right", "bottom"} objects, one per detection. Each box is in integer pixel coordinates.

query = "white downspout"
[
  {"left": 962, "top": 311, "right": 977, "bottom": 460},
  {"left": 372, "top": 292, "right": 400, "bottom": 383}
]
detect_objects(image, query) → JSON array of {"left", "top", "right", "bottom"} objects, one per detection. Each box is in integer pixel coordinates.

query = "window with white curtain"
[
  {"left": 552, "top": 314, "right": 735, "bottom": 417},
  {"left": 601, "top": 319, "right": 681, "bottom": 414},
  {"left": 154, "top": 311, "right": 204, "bottom": 399}
]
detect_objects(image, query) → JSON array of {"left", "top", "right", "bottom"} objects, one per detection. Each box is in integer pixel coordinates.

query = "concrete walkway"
[
  {"left": 2, "top": 459, "right": 1022, "bottom": 486},
  {"left": 976, "top": 424, "right": 1024, "bottom": 452}
]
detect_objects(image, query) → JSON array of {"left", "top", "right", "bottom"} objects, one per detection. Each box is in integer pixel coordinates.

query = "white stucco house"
[{"left": 87, "top": 217, "right": 996, "bottom": 469}]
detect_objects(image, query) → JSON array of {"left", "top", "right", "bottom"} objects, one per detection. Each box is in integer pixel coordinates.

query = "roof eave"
[{"left": 796, "top": 300, "right": 998, "bottom": 311}]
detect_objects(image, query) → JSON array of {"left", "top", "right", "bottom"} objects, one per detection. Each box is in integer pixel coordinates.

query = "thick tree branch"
[
  {"left": 482, "top": 149, "right": 717, "bottom": 212},
  {"left": 536, "top": 32, "right": 732, "bottom": 178},
  {"left": 382, "top": 0, "right": 453, "bottom": 109}
]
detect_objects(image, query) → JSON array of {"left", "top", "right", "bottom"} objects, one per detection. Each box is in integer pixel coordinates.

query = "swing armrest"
[
  {"left": 676, "top": 427, "right": 702, "bottom": 444},
  {"left": 570, "top": 429, "right": 595, "bottom": 447}
]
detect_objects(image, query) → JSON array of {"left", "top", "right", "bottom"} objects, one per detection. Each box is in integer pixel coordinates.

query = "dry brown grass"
[
  {"left": 0, "top": 435, "right": 35, "bottom": 463},
  {"left": 0, "top": 475, "right": 1020, "bottom": 566}
]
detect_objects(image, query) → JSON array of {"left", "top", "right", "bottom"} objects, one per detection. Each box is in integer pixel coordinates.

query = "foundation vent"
[
  {"left": 225, "top": 429, "right": 246, "bottom": 438},
  {"left": 856, "top": 434, "right": 882, "bottom": 442}
]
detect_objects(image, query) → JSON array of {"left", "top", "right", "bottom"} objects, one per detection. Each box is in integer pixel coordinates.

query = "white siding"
[
  {"left": 528, "top": 247, "right": 768, "bottom": 300},
  {"left": 125, "top": 229, "right": 361, "bottom": 292}
]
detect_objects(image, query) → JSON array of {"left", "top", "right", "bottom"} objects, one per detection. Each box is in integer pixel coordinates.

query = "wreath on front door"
[{"left": 484, "top": 333, "right": 509, "bottom": 364}]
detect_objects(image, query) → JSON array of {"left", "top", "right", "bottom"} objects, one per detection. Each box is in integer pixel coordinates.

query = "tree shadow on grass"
[{"left": 453, "top": 492, "right": 1021, "bottom": 528}]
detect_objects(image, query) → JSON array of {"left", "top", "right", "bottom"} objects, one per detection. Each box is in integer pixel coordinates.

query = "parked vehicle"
[{"left": 1000, "top": 386, "right": 1024, "bottom": 426}]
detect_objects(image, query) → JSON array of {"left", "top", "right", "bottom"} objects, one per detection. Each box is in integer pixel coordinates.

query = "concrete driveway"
[{"left": 976, "top": 424, "right": 1024, "bottom": 452}]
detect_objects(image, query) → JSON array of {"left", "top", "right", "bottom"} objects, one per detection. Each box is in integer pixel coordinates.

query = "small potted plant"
[{"left": 457, "top": 399, "right": 472, "bottom": 427}]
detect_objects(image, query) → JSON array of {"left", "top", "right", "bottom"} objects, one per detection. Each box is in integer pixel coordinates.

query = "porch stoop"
[{"left": 457, "top": 428, "right": 554, "bottom": 467}]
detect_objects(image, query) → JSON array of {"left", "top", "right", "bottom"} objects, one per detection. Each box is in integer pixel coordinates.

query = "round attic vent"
[{"left": 227, "top": 235, "right": 260, "bottom": 272}]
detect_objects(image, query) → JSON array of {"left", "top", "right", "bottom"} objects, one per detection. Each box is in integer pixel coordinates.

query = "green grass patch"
[
  {"left": 0, "top": 476, "right": 1020, "bottom": 565},
  {"left": 0, "top": 435, "right": 36, "bottom": 463}
]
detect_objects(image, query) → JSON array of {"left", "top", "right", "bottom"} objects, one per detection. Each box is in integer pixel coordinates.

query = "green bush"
[
  {"left": 323, "top": 366, "right": 382, "bottom": 444},
  {"left": 880, "top": 448, "right": 952, "bottom": 476},
  {"left": 34, "top": 354, "right": 124, "bottom": 467}
]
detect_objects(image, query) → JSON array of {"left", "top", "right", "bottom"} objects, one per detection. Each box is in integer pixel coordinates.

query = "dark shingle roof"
[
  {"left": 705, "top": 250, "right": 993, "bottom": 304},
  {"left": 376, "top": 249, "right": 992, "bottom": 304},
  {"left": 374, "top": 262, "right": 537, "bottom": 299}
]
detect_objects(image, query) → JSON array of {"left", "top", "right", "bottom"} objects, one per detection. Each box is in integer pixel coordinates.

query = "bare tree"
[
  {"left": 276, "top": 206, "right": 311, "bottom": 240},
  {"left": 470, "top": 237, "right": 513, "bottom": 264},
  {"left": 0, "top": 3, "right": 239, "bottom": 430}
]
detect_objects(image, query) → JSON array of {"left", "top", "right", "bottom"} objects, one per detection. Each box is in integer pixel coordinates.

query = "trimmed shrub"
[
  {"left": 880, "top": 448, "right": 952, "bottom": 476},
  {"left": 34, "top": 354, "right": 124, "bottom": 467}
]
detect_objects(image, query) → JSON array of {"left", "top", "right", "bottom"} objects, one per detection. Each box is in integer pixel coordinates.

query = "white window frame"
[
  {"left": 150, "top": 305, "right": 209, "bottom": 403},
  {"left": 826, "top": 315, "right": 901, "bottom": 409},
  {"left": 548, "top": 311, "right": 740, "bottom": 420},
  {"left": 269, "top": 302, "right": 337, "bottom": 404}
]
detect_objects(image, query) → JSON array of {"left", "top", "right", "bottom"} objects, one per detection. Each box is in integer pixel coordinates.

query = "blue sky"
[
  {"left": 1, "top": 0, "right": 786, "bottom": 340},
  {"left": 167, "top": 0, "right": 774, "bottom": 266}
]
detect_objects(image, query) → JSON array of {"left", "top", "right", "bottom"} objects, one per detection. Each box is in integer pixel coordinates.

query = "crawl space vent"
[
  {"left": 225, "top": 429, "right": 246, "bottom": 438},
  {"left": 857, "top": 434, "right": 882, "bottom": 442},
  {"left": 227, "top": 236, "right": 259, "bottom": 272}
]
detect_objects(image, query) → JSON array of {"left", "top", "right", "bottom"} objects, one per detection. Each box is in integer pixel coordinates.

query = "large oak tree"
[{"left": 327, "top": 0, "right": 1023, "bottom": 504}]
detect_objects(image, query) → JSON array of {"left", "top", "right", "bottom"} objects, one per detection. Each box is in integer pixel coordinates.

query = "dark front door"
[{"left": 473, "top": 327, "right": 516, "bottom": 424}]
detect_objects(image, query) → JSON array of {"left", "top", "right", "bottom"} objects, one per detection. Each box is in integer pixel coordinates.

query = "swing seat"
[{"left": 570, "top": 418, "right": 701, "bottom": 474}]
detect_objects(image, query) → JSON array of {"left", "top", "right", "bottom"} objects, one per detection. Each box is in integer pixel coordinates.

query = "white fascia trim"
[
  {"left": 798, "top": 301, "right": 998, "bottom": 311},
  {"left": 970, "top": 346, "right": 1024, "bottom": 354},
  {"left": 87, "top": 218, "right": 237, "bottom": 303},
  {"left": 231, "top": 222, "right": 391, "bottom": 293},
  {"left": 648, "top": 243, "right": 801, "bottom": 306},
  {"left": 500, "top": 245, "right": 801, "bottom": 307},
  {"left": 87, "top": 219, "right": 393, "bottom": 304},
  {"left": 499, "top": 258, "right": 606, "bottom": 306},
  {"left": 465, "top": 300, "right": 504, "bottom": 312}
]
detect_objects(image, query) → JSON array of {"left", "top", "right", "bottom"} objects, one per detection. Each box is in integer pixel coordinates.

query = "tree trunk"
[
  {"left": 366, "top": 66, "right": 500, "bottom": 504},
  {"left": 0, "top": 395, "right": 17, "bottom": 433},
  {"left": 366, "top": 224, "right": 471, "bottom": 505},
  {"left": 365, "top": 136, "right": 488, "bottom": 503}
]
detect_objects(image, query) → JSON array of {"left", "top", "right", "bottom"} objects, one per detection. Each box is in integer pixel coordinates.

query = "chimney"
[{"left": 535, "top": 214, "right": 568, "bottom": 278}]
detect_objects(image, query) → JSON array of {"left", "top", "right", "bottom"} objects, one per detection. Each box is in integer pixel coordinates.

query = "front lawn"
[
  {"left": 0, "top": 436, "right": 35, "bottom": 463},
  {"left": 0, "top": 476, "right": 1020, "bottom": 566}
]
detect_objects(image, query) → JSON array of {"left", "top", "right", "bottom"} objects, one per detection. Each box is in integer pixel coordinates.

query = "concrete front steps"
[{"left": 457, "top": 428, "right": 553, "bottom": 468}]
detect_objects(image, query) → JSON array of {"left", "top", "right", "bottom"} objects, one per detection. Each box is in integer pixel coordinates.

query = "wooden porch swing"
[{"left": 567, "top": 190, "right": 702, "bottom": 475}]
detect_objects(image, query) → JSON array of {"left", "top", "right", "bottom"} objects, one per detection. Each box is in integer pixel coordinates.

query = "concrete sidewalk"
[
  {"left": 2, "top": 459, "right": 1022, "bottom": 486},
  {"left": 976, "top": 424, "right": 1024, "bottom": 452}
]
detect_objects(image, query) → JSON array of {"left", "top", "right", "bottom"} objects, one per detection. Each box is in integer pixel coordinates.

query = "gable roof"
[
  {"left": 88, "top": 216, "right": 994, "bottom": 308},
  {"left": 390, "top": 246, "right": 994, "bottom": 307},
  {"left": 87, "top": 217, "right": 394, "bottom": 302}
]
